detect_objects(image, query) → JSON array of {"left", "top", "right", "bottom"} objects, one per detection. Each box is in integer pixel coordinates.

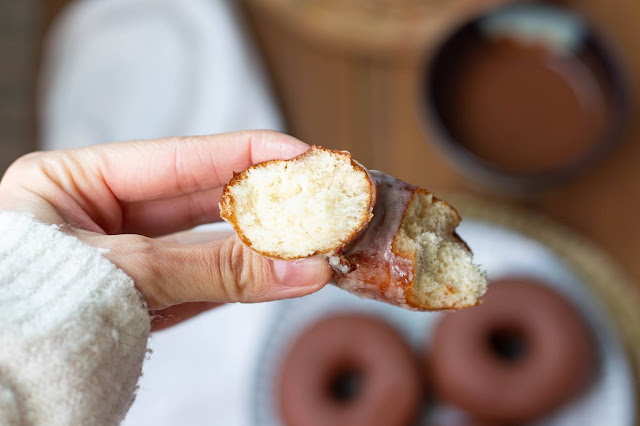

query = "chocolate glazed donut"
[
  {"left": 278, "top": 314, "right": 422, "bottom": 426},
  {"left": 429, "top": 278, "right": 596, "bottom": 423}
]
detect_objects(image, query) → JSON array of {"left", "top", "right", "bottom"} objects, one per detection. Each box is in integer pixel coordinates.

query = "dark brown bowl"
[{"left": 424, "top": 2, "right": 630, "bottom": 193}]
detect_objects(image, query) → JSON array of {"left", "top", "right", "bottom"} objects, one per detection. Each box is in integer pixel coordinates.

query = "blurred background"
[{"left": 1, "top": 0, "right": 639, "bottom": 424}]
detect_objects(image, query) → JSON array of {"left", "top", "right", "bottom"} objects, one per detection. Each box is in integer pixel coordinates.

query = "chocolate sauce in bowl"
[
  {"left": 446, "top": 36, "right": 611, "bottom": 175},
  {"left": 426, "top": 3, "right": 628, "bottom": 191}
]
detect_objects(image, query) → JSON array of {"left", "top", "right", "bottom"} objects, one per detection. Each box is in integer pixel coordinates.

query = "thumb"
[{"left": 96, "top": 233, "right": 332, "bottom": 309}]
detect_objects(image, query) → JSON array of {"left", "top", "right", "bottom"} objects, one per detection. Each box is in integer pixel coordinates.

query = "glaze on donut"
[
  {"left": 331, "top": 170, "right": 487, "bottom": 311},
  {"left": 278, "top": 314, "right": 422, "bottom": 426},
  {"left": 429, "top": 278, "right": 596, "bottom": 423}
]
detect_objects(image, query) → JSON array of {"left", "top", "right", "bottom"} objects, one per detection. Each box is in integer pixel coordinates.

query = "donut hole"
[
  {"left": 325, "top": 364, "right": 365, "bottom": 404},
  {"left": 487, "top": 326, "right": 529, "bottom": 363}
]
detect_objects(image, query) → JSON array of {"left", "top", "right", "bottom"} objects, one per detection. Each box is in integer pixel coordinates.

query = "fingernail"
[{"left": 273, "top": 258, "right": 327, "bottom": 287}]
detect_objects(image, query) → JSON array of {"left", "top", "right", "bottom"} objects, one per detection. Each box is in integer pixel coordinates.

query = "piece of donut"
[
  {"left": 277, "top": 314, "right": 422, "bottom": 426},
  {"left": 219, "top": 145, "right": 487, "bottom": 310},
  {"left": 428, "top": 278, "right": 596, "bottom": 423}
]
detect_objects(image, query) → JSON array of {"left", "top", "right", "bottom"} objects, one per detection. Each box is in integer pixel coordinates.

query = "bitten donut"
[
  {"left": 278, "top": 314, "right": 422, "bottom": 426},
  {"left": 429, "top": 278, "right": 596, "bottom": 423},
  {"left": 219, "top": 145, "right": 487, "bottom": 310}
]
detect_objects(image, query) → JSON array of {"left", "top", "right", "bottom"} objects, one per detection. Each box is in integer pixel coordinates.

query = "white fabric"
[
  {"left": 39, "top": 0, "right": 283, "bottom": 150},
  {"left": 128, "top": 299, "right": 276, "bottom": 426},
  {"left": 0, "top": 212, "right": 150, "bottom": 425}
]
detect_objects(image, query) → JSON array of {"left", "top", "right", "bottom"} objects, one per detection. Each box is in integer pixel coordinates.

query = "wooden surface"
[
  {"left": 0, "top": 0, "right": 41, "bottom": 174},
  {"left": 0, "top": 0, "right": 75, "bottom": 175},
  {"left": 241, "top": 0, "right": 640, "bottom": 284}
]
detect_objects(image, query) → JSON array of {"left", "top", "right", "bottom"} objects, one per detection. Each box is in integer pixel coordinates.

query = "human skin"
[{"left": 0, "top": 130, "right": 332, "bottom": 330}]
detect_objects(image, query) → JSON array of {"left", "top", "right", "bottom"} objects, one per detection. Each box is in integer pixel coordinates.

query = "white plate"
[{"left": 252, "top": 219, "right": 635, "bottom": 425}]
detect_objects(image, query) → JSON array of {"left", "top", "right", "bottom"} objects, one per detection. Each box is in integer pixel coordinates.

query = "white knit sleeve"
[{"left": 0, "top": 211, "right": 150, "bottom": 426}]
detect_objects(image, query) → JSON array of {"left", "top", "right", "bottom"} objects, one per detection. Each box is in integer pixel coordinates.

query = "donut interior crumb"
[
  {"left": 221, "top": 146, "right": 373, "bottom": 259},
  {"left": 395, "top": 192, "right": 487, "bottom": 309}
]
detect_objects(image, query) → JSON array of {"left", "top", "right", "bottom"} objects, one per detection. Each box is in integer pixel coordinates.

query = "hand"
[{"left": 0, "top": 131, "right": 332, "bottom": 329}]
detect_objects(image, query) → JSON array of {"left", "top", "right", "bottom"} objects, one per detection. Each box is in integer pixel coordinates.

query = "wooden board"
[{"left": 0, "top": 0, "right": 41, "bottom": 173}]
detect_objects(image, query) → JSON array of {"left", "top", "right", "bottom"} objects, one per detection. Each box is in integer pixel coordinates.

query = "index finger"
[{"left": 91, "top": 130, "right": 309, "bottom": 202}]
